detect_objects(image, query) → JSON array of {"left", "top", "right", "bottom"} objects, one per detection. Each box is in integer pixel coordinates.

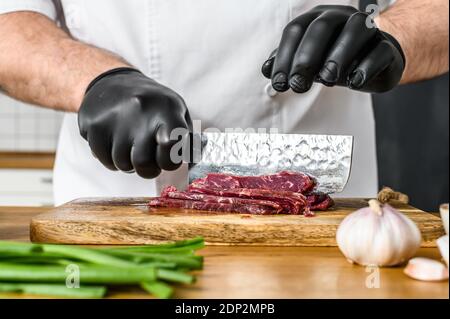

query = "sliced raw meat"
[
  {"left": 150, "top": 188, "right": 283, "bottom": 215},
  {"left": 149, "top": 172, "right": 332, "bottom": 215},
  {"left": 306, "top": 193, "right": 334, "bottom": 211},
  {"left": 238, "top": 171, "right": 316, "bottom": 193},
  {"left": 193, "top": 175, "right": 240, "bottom": 189},
  {"left": 303, "top": 207, "right": 315, "bottom": 218},
  {"left": 191, "top": 171, "right": 316, "bottom": 194},
  {"left": 187, "top": 186, "right": 307, "bottom": 215},
  {"left": 162, "top": 186, "right": 282, "bottom": 212}
]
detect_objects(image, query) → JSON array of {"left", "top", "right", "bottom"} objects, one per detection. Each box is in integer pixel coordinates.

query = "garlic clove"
[
  {"left": 404, "top": 257, "right": 449, "bottom": 282},
  {"left": 437, "top": 235, "right": 449, "bottom": 268}
]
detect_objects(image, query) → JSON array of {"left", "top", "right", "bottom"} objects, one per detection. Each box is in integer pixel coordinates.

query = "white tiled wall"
[
  {"left": 0, "top": 94, "right": 63, "bottom": 206},
  {"left": 0, "top": 169, "right": 54, "bottom": 206},
  {"left": 0, "top": 93, "right": 64, "bottom": 152}
]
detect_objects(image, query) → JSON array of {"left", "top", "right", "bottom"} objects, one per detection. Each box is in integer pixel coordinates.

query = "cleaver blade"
[{"left": 187, "top": 132, "right": 354, "bottom": 194}]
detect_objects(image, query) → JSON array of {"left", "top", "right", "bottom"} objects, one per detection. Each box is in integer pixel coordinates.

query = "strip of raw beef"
[
  {"left": 191, "top": 171, "right": 316, "bottom": 194},
  {"left": 187, "top": 186, "right": 307, "bottom": 215},
  {"left": 149, "top": 198, "right": 283, "bottom": 215},
  {"left": 306, "top": 193, "right": 335, "bottom": 211},
  {"left": 162, "top": 186, "right": 282, "bottom": 212},
  {"left": 150, "top": 187, "right": 283, "bottom": 215}
]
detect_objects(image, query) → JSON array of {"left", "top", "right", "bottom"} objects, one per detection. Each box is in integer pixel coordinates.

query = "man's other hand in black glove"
[{"left": 262, "top": 5, "right": 406, "bottom": 94}]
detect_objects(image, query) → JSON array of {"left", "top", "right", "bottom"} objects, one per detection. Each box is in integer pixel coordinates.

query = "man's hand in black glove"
[
  {"left": 78, "top": 68, "right": 191, "bottom": 178},
  {"left": 262, "top": 5, "right": 405, "bottom": 93}
]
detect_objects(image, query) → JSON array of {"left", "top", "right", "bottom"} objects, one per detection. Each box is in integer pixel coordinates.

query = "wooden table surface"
[
  {"left": 0, "top": 152, "right": 55, "bottom": 169},
  {"left": 0, "top": 206, "right": 448, "bottom": 299}
]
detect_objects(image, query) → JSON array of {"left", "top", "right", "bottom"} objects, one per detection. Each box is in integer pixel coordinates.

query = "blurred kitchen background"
[{"left": 0, "top": 94, "right": 63, "bottom": 206}]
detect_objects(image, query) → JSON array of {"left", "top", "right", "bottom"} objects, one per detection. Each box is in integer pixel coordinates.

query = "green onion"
[
  {"left": 138, "top": 261, "right": 177, "bottom": 269},
  {"left": 42, "top": 245, "right": 136, "bottom": 268},
  {"left": 0, "top": 257, "right": 76, "bottom": 266},
  {"left": 141, "top": 281, "right": 173, "bottom": 299},
  {"left": 0, "top": 282, "right": 106, "bottom": 299},
  {"left": 156, "top": 269, "right": 195, "bottom": 284},
  {"left": 0, "top": 241, "right": 40, "bottom": 254},
  {"left": 0, "top": 263, "right": 156, "bottom": 284},
  {"left": 108, "top": 237, "right": 205, "bottom": 252},
  {"left": 0, "top": 238, "right": 204, "bottom": 298},
  {"left": 103, "top": 246, "right": 202, "bottom": 255},
  {"left": 103, "top": 250, "right": 203, "bottom": 269},
  {"left": 0, "top": 242, "right": 139, "bottom": 268}
]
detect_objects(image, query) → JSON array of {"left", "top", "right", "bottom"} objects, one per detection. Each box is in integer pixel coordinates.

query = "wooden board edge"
[
  {"left": 29, "top": 197, "right": 445, "bottom": 247},
  {"left": 29, "top": 219, "right": 440, "bottom": 247}
]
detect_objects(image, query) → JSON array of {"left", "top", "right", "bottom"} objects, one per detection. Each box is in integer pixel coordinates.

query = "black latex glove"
[
  {"left": 78, "top": 68, "right": 191, "bottom": 178},
  {"left": 262, "top": 5, "right": 405, "bottom": 93}
]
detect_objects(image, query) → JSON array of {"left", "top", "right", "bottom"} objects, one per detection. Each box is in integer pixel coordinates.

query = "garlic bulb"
[{"left": 336, "top": 199, "right": 422, "bottom": 267}]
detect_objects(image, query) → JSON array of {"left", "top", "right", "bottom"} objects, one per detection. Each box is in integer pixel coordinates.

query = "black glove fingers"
[
  {"left": 87, "top": 131, "right": 117, "bottom": 171},
  {"left": 155, "top": 118, "right": 189, "bottom": 171},
  {"left": 261, "top": 5, "right": 403, "bottom": 94},
  {"left": 271, "top": 12, "right": 318, "bottom": 92},
  {"left": 111, "top": 133, "right": 134, "bottom": 173},
  {"left": 349, "top": 40, "right": 400, "bottom": 93},
  {"left": 131, "top": 133, "right": 161, "bottom": 179},
  {"left": 261, "top": 7, "right": 335, "bottom": 81},
  {"left": 261, "top": 49, "right": 277, "bottom": 79},
  {"left": 318, "top": 12, "right": 378, "bottom": 87},
  {"left": 271, "top": 23, "right": 305, "bottom": 92},
  {"left": 155, "top": 144, "right": 183, "bottom": 172},
  {"left": 289, "top": 11, "right": 348, "bottom": 93}
]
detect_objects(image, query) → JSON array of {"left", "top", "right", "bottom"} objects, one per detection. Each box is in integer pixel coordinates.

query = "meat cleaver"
[{"left": 186, "top": 132, "right": 354, "bottom": 194}]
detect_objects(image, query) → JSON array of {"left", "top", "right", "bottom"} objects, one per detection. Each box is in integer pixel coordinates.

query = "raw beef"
[
  {"left": 191, "top": 171, "right": 316, "bottom": 194},
  {"left": 149, "top": 171, "right": 333, "bottom": 215},
  {"left": 149, "top": 186, "right": 283, "bottom": 215},
  {"left": 306, "top": 193, "right": 335, "bottom": 211},
  {"left": 163, "top": 186, "right": 283, "bottom": 212},
  {"left": 187, "top": 186, "right": 307, "bottom": 215}
]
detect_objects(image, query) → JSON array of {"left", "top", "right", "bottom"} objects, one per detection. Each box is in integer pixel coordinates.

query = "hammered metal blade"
[{"left": 188, "top": 132, "right": 354, "bottom": 194}]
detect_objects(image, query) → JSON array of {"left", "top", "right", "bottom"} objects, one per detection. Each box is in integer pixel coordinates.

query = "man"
[{"left": 0, "top": 0, "right": 448, "bottom": 205}]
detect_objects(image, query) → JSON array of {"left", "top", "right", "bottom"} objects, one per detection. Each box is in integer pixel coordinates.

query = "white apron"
[{"left": 0, "top": 0, "right": 378, "bottom": 205}]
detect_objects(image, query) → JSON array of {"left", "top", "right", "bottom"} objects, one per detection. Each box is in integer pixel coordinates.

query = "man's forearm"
[
  {"left": 377, "top": 0, "right": 449, "bottom": 84},
  {"left": 0, "top": 12, "right": 130, "bottom": 112}
]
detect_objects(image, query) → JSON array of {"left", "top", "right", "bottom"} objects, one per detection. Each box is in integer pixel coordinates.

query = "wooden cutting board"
[{"left": 30, "top": 198, "right": 445, "bottom": 247}]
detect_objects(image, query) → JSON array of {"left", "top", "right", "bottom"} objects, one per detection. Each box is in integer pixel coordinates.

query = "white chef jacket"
[{"left": 1, "top": 0, "right": 382, "bottom": 205}]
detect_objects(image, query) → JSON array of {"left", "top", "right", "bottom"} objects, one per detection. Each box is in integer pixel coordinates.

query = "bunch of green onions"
[{"left": 0, "top": 237, "right": 204, "bottom": 299}]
